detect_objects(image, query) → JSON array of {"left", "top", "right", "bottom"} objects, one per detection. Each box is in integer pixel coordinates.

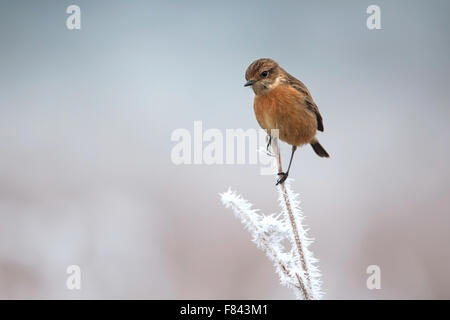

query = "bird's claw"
[
  {"left": 276, "top": 172, "right": 288, "bottom": 185},
  {"left": 266, "top": 135, "right": 272, "bottom": 150}
]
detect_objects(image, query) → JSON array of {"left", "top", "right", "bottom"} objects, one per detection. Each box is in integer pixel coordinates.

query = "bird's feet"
[
  {"left": 276, "top": 172, "right": 289, "bottom": 186},
  {"left": 266, "top": 135, "right": 275, "bottom": 156},
  {"left": 266, "top": 135, "right": 272, "bottom": 150}
]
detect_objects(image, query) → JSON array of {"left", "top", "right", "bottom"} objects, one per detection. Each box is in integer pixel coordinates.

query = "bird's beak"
[{"left": 244, "top": 80, "right": 256, "bottom": 87}]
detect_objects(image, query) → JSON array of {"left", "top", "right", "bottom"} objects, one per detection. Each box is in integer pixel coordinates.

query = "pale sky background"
[{"left": 0, "top": 0, "right": 449, "bottom": 299}]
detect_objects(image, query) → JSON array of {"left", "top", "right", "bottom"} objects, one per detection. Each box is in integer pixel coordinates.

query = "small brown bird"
[{"left": 245, "top": 58, "right": 329, "bottom": 185}]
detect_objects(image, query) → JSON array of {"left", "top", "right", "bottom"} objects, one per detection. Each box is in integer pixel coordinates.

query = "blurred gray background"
[{"left": 0, "top": 0, "right": 449, "bottom": 299}]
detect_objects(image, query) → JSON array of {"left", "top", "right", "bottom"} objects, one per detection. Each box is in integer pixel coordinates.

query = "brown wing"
[{"left": 285, "top": 72, "right": 324, "bottom": 132}]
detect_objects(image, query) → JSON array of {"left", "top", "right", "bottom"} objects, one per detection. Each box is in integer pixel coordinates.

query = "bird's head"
[{"left": 244, "top": 58, "right": 284, "bottom": 95}]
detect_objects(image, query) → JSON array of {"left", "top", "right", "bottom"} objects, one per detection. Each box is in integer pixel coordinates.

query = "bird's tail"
[{"left": 310, "top": 139, "right": 330, "bottom": 158}]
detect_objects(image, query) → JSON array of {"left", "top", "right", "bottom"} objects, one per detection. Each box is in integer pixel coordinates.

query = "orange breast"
[{"left": 253, "top": 85, "right": 317, "bottom": 146}]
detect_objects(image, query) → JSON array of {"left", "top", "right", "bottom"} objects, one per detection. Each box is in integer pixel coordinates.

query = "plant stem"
[
  {"left": 225, "top": 197, "right": 305, "bottom": 296},
  {"left": 272, "top": 136, "right": 313, "bottom": 300}
]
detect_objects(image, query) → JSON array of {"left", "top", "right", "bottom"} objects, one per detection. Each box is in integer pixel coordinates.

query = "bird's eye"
[{"left": 261, "top": 71, "right": 268, "bottom": 77}]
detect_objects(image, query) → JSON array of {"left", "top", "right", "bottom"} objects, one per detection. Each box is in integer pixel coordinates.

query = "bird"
[{"left": 244, "top": 58, "right": 329, "bottom": 185}]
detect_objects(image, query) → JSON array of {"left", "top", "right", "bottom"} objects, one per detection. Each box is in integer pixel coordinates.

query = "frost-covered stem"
[
  {"left": 247, "top": 223, "right": 305, "bottom": 296},
  {"left": 221, "top": 191, "right": 307, "bottom": 297},
  {"left": 295, "top": 273, "right": 310, "bottom": 300},
  {"left": 221, "top": 135, "right": 322, "bottom": 299},
  {"left": 272, "top": 137, "right": 312, "bottom": 299}
]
